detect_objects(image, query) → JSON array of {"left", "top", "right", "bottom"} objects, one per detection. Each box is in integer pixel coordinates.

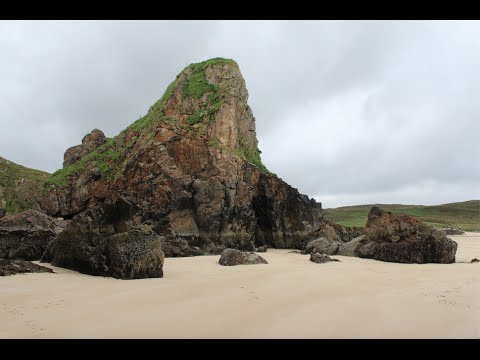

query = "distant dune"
[{"left": 323, "top": 200, "right": 480, "bottom": 231}]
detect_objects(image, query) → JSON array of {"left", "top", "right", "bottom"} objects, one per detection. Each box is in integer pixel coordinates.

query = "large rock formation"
[
  {"left": 0, "top": 210, "right": 69, "bottom": 260},
  {"left": 0, "top": 156, "right": 49, "bottom": 214},
  {"left": 40, "top": 58, "right": 330, "bottom": 277},
  {"left": 355, "top": 207, "right": 457, "bottom": 263}
]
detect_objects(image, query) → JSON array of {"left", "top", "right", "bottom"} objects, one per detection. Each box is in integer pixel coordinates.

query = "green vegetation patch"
[
  {"left": 182, "top": 57, "right": 237, "bottom": 100},
  {"left": 45, "top": 138, "right": 120, "bottom": 188},
  {"left": 0, "top": 156, "right": 49, "bottom": 213},
  {"left": 235, "top": 147, "right": 269, "bottom": 173}
]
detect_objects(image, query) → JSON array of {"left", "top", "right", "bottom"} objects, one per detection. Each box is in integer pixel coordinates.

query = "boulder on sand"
[
  {"left": 310, "top": 253, "right": 340, "bottom": 263},
  {"left": 41, "top": 207, "right": 164, "bottom": 279},
  {"left": 302, "top": 237, "right": 341, "bottom": 256},
  {"left": 355, "top": 207, "right": 457, "bottom": 264},
  {"left": 219, "top": 248, "right": 268, "bottom": 266}
]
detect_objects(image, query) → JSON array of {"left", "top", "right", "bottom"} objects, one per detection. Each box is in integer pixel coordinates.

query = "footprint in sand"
[{"left": 439, "top": 299, "right": 456, "bottom": 306}]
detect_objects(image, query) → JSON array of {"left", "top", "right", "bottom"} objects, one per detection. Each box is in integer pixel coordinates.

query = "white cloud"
[{"left": 0, "top": 20, "right": 478, "bottom": 207}]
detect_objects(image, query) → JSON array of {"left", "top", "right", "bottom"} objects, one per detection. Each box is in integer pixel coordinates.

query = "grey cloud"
[{"left": 0, "top": 20, "right": 478, "bottom": 208}]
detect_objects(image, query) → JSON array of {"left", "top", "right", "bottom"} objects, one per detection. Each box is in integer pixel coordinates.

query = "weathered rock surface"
[
  {"left": 0, "top": 258, "right": 54, "bottom": 276},
  {"left": 41, "top": 204, "right": 164, "bottom": 279},
  {"left": 302, "top": 237, "right": 341, "bottom": 256},
  {"left": 442, "top": 228, "right": 465, "bottom": 235},
  {"left": 64, "top": 129, "right": 107, "bottom": 167},
  {"left": 0, "top": 210, "right": 69, "bottom": 260},
  {"left": 337, "top": 235, "right": 366, "bottom": 256},
  {"left": 310, "top": 253, "right": 340, "bottom": 263},
  {"left": 355, "top": 207, "right": 457, "bottom": 264},
  {"left": 218, "top": 248, "right": 268, "bottom": 266},
  {"left": 330, "top": 222, "right": 365, "bottom": 242},
  {"left": 39, "top": 58, "right": 329, "bottom": 278},
  {"left": 255, "top": 245, "right": 267, "bottom": 252}
]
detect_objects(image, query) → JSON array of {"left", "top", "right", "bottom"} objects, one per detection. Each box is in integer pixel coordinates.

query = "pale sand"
[{"left": 1, "top": 233, "right": 479, "bottom": 339}]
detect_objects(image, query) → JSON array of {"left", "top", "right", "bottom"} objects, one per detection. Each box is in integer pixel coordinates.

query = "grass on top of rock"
[
  {"left": 182, "top": 58, "right": 237, "bottom": 100},
  {"left": 44, "top": 57, "right": 242, "bottom": 188},
  {"left": 236, "top": 147, "right": 269, "bottom": 173},
  {"left": 45, "top": 138, "right": 120, "bottom": 188}
]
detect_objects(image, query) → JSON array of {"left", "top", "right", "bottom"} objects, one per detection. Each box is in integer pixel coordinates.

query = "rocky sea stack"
[{"left": 39, "top": 58, "right": 337, "bottom": 278}]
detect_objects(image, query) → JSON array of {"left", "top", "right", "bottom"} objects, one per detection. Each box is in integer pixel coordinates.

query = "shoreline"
[{"left": 1, "top": 233, "right": 479, "bottom": 338}]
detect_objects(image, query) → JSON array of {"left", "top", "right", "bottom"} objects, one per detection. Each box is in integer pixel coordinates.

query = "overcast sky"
[{"left": 0, "top": 20, "right": 479, "bottom": 208}]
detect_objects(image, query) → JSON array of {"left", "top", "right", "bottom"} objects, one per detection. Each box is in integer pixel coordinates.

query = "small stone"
[
  {"left": 310, "top": 253, "right": 340, "bottom": 264},
  {"left": 219, "top": 249, "right": 268, "bottom": 266}
]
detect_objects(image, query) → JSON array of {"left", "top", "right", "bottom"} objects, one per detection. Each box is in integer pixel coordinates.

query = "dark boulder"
[
  {"left": 355, "top": 207, "right": 457, "bottom": 264},
  {"left": 218, "top": 248, "right": 268, "bottom": 266},
  {"left": 310, "top": 253, "right": 340, "bottom": 263},
  {"left": 0, "top": 208, "right": 5, "bottom": 219},
  {"left": 0, "top": 210, "right": 69, "bottom": 260},
  {"left": 0, "top": 258, "right": 54, "bottom": 276},
  {"left": 42, "top": 205, "right": 164, "bottom": 279},
  {"left": 471, "top": 258, "right": 479, "bottom": 263}
]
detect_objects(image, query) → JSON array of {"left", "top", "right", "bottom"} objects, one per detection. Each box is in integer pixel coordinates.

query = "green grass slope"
[
  {"left": 323, "top": 200, "right": 480, "bottom": 232},
  {"left": 0, "top": 156, "right": 50, "bottom": 214}
]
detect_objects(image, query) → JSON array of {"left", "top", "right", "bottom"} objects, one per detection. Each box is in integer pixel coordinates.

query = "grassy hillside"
[
  {"left": 323, "top": 200, "right": 480, "bottom": 232},
  {"left": 0, "top": 156, "right": 50, "bottom": 214}
]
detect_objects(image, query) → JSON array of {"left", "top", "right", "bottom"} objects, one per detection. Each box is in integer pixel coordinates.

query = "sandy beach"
[{"left": 1, "top": 233, "right": 479, "bottom": 339}]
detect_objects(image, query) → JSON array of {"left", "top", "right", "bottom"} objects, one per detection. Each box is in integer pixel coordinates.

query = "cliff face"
[
  {"left": 40, "top": 58, "right": 328, "bottom": 275},
  {"left": 0, "top": 156, "right": 49, "bottom": 215}
]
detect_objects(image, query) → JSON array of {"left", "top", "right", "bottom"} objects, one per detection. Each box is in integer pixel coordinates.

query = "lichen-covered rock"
[
  {"left": 39, "top": 58, "right": 329, "bottom": 258},
  {"left": 0, "top": 258, "right": 54, "bottom": 276},
  {"left": 355, "top": 207, "right": 457, "bottom": 264},
  {"left": 0, "top": 210, "right": 69, "bottom": 260},
  {"left": 218, "top": 248, "right": 268, "bottom": 266},
  {"left": 302, "top": 237, "right": 341, "bottom": 255},
  {"left": 42, "top": 203, "right": 164, "bottom": 279},
  {"left": 310, "top": 253, "right": 340, "bottom": 263}
]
